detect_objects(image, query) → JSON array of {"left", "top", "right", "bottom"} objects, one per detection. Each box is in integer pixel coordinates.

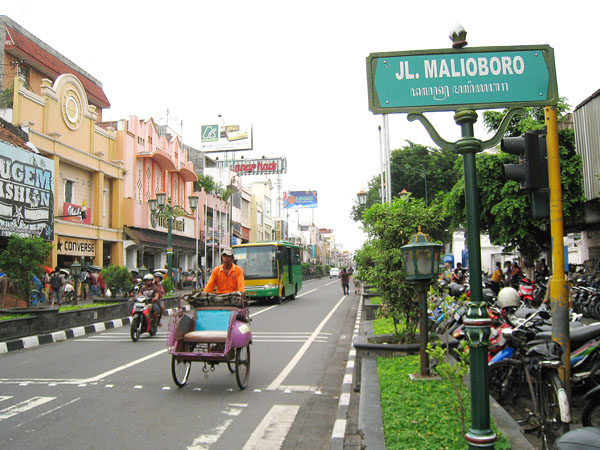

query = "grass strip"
[
  {"left": 0, "top": 314, "right": 34, "bottom": 320},
  {"left": 59, "top": 302, "right": 118, "bottom": 312},
  {"left": 378, "top": 355, "right": 511, "bottom": 449}
]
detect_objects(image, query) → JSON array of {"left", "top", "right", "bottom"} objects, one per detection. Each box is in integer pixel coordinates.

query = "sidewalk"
[{"left": 0, "top": 289, "right": 193, "bottom": 353}]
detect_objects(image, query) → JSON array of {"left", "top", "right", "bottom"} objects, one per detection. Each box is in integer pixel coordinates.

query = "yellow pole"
[{"left": 545, "top": 105, "right": 570, "bottom": 396}]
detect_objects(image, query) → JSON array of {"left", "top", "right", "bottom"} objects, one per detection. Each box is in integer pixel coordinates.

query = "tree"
[
  {"left": 358, "top": 195, "right": 447, "bottom": 337},
  {"left": 351, "top": 141, "right": 459, "bottom": 222},
  {"left": 0, "top": 235, "right": 52, "bottom": 305},
  {"left": 445, "top": 102, "right": 585, "bottom": 264}
]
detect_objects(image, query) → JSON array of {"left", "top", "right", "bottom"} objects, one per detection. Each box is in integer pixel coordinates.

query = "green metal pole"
[
  {"left": 167, "top": 213, "right": 173, "bottom": 283},
  {"left": 454, "top": 109, "right": 496, "bottom": 449},
  {"left": 418, "top": 282, "right": 430, "bottom": 376}
]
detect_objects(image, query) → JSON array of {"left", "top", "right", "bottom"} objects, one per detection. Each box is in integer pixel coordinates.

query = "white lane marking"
[
  {"left": 0, "top": 396, "right": 13, "bottom": 402},
  {"left": 331, "top": 418, "right": 347, "bottom": 439},
  {"left": 82, "top": 348, "right": 167, "bottom": 383},
  {"left": 0, "top": 397, "right": 55, "bottom": 421},
  {"left": 253, "top": 339, "right": 328, "bottom": 343},
  {"left": 296, "top": 288, "right": 316, "bottom": 297},
  {"left": 248, "top": 305, "right": 278, "bottom": 317},
  {"left": 325, "top": 280, "right": 338, "bottom": 286},
  {"left": 187, "top": 403, "right": 247, "bottom": 449},
  {"left": 253, "top": 332, "right": 332, "bottom": 335},
  {"left": 267, "top": 295, "right": 347, "bottom": 391},
  {"left": 36, "top": 397, "right": 80, "bottom": 418},
  {"left": 242, "top": 404, "right": 299, "bottom": 450}
]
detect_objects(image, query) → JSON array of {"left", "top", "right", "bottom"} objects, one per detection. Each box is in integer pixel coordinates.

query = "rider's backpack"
[{"left": 51, "top": 273, "right": 62, "bottom": 291}]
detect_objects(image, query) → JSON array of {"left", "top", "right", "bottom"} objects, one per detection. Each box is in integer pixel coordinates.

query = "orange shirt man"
[{"left": 204, "top": 248, "right": 245, "bottom": 294}]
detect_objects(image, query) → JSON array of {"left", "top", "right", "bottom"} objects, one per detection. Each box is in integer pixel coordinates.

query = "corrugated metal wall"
[{"left": 574, "top": 95, "right": 600, "bottom": 201}]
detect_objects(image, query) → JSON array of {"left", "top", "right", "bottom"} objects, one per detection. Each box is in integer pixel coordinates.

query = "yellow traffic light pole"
[{"left": 545, "top": 105, "right": 571, "bottom": 397}]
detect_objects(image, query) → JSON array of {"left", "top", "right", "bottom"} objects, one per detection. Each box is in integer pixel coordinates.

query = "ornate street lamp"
[
  {"left": 401, "top": 227, "right": 441, "bottom": 376},
  {"left": 70, "top": 259, "right": 82, "bottom": 305},
  {"left": 357, "top": 190, "right": 368, "bottom": 206},
  {"left": 149, "top": 193, "right": 199, "bottom": 283},
  {"left": 139, "top": 266, "right": 148, "bottom": 278}
]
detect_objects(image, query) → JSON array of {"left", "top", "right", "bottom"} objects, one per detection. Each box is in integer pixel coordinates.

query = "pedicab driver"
[{"left": 204, "top": 248, "right": 245, "bottom": 295}]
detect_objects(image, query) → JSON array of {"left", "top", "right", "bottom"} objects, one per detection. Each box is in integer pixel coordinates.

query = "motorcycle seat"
[
  {"left": 555, "top": 427, "right": 600, "bottom": 450},
  {"left": 514, "top": 308, "right": 538, "bottom": 319},
  {"left": 536, "top": 322, "right": 600, "bottom": 345}
]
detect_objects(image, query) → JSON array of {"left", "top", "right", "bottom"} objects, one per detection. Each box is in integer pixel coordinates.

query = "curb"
[
  {"left": 0, "top": 306, "right": 189, "bottom": 354},
  {"left": 329, "top": 295, "right": 362, "bottom": 450}
]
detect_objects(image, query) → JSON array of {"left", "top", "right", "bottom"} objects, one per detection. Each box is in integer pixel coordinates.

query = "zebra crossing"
[{"left": 73, "top": 330, "right": 332, "bottom": 343}]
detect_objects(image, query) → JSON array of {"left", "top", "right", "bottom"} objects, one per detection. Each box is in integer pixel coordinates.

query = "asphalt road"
[{"left": 0, "top": 277, "right": 359, "bottom": 450}]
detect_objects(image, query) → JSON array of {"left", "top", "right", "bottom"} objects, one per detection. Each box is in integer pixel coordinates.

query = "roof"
[
  {"left": 3, "top": 21, "right": 110, "bottom": 109},
  {"left": 0, "top": 117, "right": 29, "bottom": 151},
  {"left": 124, "top": 226, "right": 202, "bottom": 253},
  {"left": 575, "top": 88, "right": 600, "bottom": 111}
]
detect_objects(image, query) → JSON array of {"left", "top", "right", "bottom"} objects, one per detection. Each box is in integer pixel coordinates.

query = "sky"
[{"left": 2, "top": 1, "right": 599, "bottom": 253}]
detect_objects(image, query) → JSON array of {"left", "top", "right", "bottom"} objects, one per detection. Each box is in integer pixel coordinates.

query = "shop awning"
[{"left": 124, "top": 226, "right": 203, "bottom": 253}]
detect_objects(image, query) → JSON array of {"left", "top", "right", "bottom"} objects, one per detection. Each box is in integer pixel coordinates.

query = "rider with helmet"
[
  {"left": 204, "top": 248, "right": 245, "bottom": 295},
  {"left": 140, "top": 273, "right": 160, "bottom": 325}
]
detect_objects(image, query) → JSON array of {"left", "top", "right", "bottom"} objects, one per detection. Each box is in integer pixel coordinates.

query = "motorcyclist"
[
  {"left": 204, "top": 248, "right": 245, "bottom": 295},
  {"left": 140, "top": 273, "right": 160, "bottom": 326}
]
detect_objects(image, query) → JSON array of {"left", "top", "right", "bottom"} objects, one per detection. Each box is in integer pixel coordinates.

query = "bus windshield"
[{"left": 234, "top": 245, "right": 278, "bottom": 280}]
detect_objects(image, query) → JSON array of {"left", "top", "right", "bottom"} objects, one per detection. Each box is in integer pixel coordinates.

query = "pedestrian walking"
[
  {"left": 490, "top": 261, "right": 504, "bottom": 295},
  {"left": 176, "top": 267, "right": 183, "bottom": 290},
  {"left": 340, "top": 268, "right": 350, "bottom": 295},
  {"left": 50, "top": 266, "right": 64, "bottom": 308},
  {"left": 80, "top": 268, "right": 90, "bottom": 300}
]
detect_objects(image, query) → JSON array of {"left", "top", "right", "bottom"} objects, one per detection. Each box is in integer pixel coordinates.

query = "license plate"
[{"left": 247, "top": 291, "right": 257, "bottom": 296}]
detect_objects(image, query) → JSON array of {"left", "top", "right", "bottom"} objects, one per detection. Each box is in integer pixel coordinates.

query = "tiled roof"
[
  {"left": 5, "top": 26, "right": 110, "bottom": 108},
  {"left": 0, "top": 117, "right": 30, "bottom": 151}
]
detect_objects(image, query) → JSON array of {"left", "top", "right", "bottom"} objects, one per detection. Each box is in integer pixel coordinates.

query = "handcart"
[{"left": 167, "top": 291, "right": 252, "bottom": 390}]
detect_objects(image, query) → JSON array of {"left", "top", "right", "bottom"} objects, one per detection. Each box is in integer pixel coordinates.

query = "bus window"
[{"left": 234, "top": 245, "right": 278, "bottom": 280}]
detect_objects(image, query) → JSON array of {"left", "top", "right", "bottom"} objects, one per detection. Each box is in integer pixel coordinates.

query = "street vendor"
[{"left": 204, "top": 248, "right": 245, "bottom": 294}]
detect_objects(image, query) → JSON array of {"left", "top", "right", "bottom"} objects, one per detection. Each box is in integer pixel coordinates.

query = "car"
[{"left": 329, "top": 268, "right": 340, "bottom": 278}]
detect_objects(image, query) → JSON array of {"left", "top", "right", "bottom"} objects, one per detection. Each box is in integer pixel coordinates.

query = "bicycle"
[{"left": 489, "top": 338, "right": 570, "bottom": 449}]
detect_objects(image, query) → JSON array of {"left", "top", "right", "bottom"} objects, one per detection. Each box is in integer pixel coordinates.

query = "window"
[
  {"left": 264, "top": 197, "right": 271, "bottom": 218},
  {"left": 257, "top": 211, "right": 263, "bottom": 226},
  {"left": 103, "top": 189, "right": 108, "bottom": 216},
  {"left": 64, "top": 180, "right": 74, "bottom": 204}
]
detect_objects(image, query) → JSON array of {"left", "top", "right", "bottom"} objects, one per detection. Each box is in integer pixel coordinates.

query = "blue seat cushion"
[{"left": 195, "top": 310, "right": 232, "bottom": 332}]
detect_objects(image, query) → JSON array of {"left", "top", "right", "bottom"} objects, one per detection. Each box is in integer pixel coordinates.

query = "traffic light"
[{"left": 501, "top": 131, "right": 549, "bottom": 218}]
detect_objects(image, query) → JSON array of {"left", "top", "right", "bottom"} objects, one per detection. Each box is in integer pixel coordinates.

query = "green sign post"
[
  {"left": 367, "top": 41, "right": 558, "bottom": 450},
  {"left": 367, "top": 45, "right": 557, "bottom": 113}
]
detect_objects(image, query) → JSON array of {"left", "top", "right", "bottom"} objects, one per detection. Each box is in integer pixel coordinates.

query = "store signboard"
[
  {"left": 63, "top": 202, "right": 92, "bottom": 225},
  {"left": 217, "top": 157, "right": 286, "bottom": 175},
  {"left": 0, "top": 141, "right": 54, "bottom": 240},
  {"left": 56, "top": 236, "right": 95, "bottom": 256}
]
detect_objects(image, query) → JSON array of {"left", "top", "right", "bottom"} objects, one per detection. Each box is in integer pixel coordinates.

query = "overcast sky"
[{"left": 3, "top": 1, "right": 598, "bottom": 252}]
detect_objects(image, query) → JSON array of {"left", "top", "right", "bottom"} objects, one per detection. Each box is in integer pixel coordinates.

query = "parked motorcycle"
[{"left": 130, "top": 295, "right": 158, "bottom": 342}]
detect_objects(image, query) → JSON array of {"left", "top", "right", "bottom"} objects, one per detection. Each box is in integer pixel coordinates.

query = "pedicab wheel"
[
  {"left": 235, "top": 345, "right": 250, "bottom": 390},
  {"left": 130, "top": 316, "right": 141, "bottom": 342},
  {"left": 227, "top": 354, "right": 236, "bottom": 374},
  {"left": 171, "top": 355, "right": 191, "bottom": 387}
]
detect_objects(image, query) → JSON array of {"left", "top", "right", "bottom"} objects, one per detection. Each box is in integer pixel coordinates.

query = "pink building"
[{"left": 100, "top": 116, "right": 199, "bottom": 272}]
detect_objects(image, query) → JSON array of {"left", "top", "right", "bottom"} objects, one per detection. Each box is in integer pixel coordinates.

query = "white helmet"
[
  {"left": 143, "top": 273, "right": 155, "bottom": 282},
  {"left": 497, "top": 287, "right": 520, "bottom": 309}
]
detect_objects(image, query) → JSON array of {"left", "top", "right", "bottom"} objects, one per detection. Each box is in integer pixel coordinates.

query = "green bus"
[{"left": 233, "top": 241, "right": 303, "bottom": 304}]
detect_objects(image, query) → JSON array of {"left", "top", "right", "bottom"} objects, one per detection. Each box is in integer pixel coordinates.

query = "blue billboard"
[{"left": 283, "top": 191, "right": 318, "bottom": 209}]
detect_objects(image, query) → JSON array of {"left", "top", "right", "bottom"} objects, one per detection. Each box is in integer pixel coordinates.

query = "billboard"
[
  {"left": 217, "top": 157, "right": 286, "bottom": 175},
  {"left": 319, "top": 228, "right": 333, "bottom": 234},
  {"left": 283, "top": 191, "right": 318, "bottom": 209},
  {"left": 200, "top": 123, "right": 253, "bottom": 153},
  {"left": 0, "top": 141, "right": 54, "bottom": 240}
]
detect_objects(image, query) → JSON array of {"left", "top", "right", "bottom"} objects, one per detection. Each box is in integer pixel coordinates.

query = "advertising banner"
[
  {"left": 283, "top": 191, "right": 318, "bottom": 209},
  {"left": 319, "top": 228, "right": 333, "bottom": 234},
  {"left": 63, "top": 203, "right": 92, "bottom": 225},
  {"left": 200, "top": 123, "right": 253, "bottom": 153},
  {"left": 217, "top": 157, "right": 286, "bottom": 175},
  {"left": 56, "top": 236, "right": 96, "bottom": 257},
  {"left": 0, "top": 141, "right": 54, "bottom": 240}
]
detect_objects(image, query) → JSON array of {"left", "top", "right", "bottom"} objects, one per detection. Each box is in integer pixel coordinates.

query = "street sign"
[{"left": 367, "top": 45, "right": 558, "bottom": 114}]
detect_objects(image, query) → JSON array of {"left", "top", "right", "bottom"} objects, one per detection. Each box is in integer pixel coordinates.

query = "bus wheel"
[{"left": 276, "top": 289, "right": 284, "bottom": 305}]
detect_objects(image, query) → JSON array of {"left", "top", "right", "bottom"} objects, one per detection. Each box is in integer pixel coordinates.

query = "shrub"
[
  {"left": 101, "top": 265, "right": 133, "bottom": 297},
  {"left": 162, "top": 277, "right": 175, "bottom": 293}
]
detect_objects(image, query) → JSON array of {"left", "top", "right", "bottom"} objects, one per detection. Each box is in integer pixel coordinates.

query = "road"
[{"left": 0, "top": 277, "right": 358, "bottom": 450}]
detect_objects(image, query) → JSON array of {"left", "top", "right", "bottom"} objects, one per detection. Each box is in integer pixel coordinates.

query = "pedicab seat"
[{"left": 183, "top": 309, "right": 234, "bottom": 344}]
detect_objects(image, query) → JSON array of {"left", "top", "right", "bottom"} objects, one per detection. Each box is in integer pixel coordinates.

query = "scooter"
[{"left": 130, "top": 295, "right": 158, "bottom": 342}]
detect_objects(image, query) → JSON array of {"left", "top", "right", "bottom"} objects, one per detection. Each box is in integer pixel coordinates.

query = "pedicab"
[{"left": 167, "top": 291, "right": 252, "bottom": 390}]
